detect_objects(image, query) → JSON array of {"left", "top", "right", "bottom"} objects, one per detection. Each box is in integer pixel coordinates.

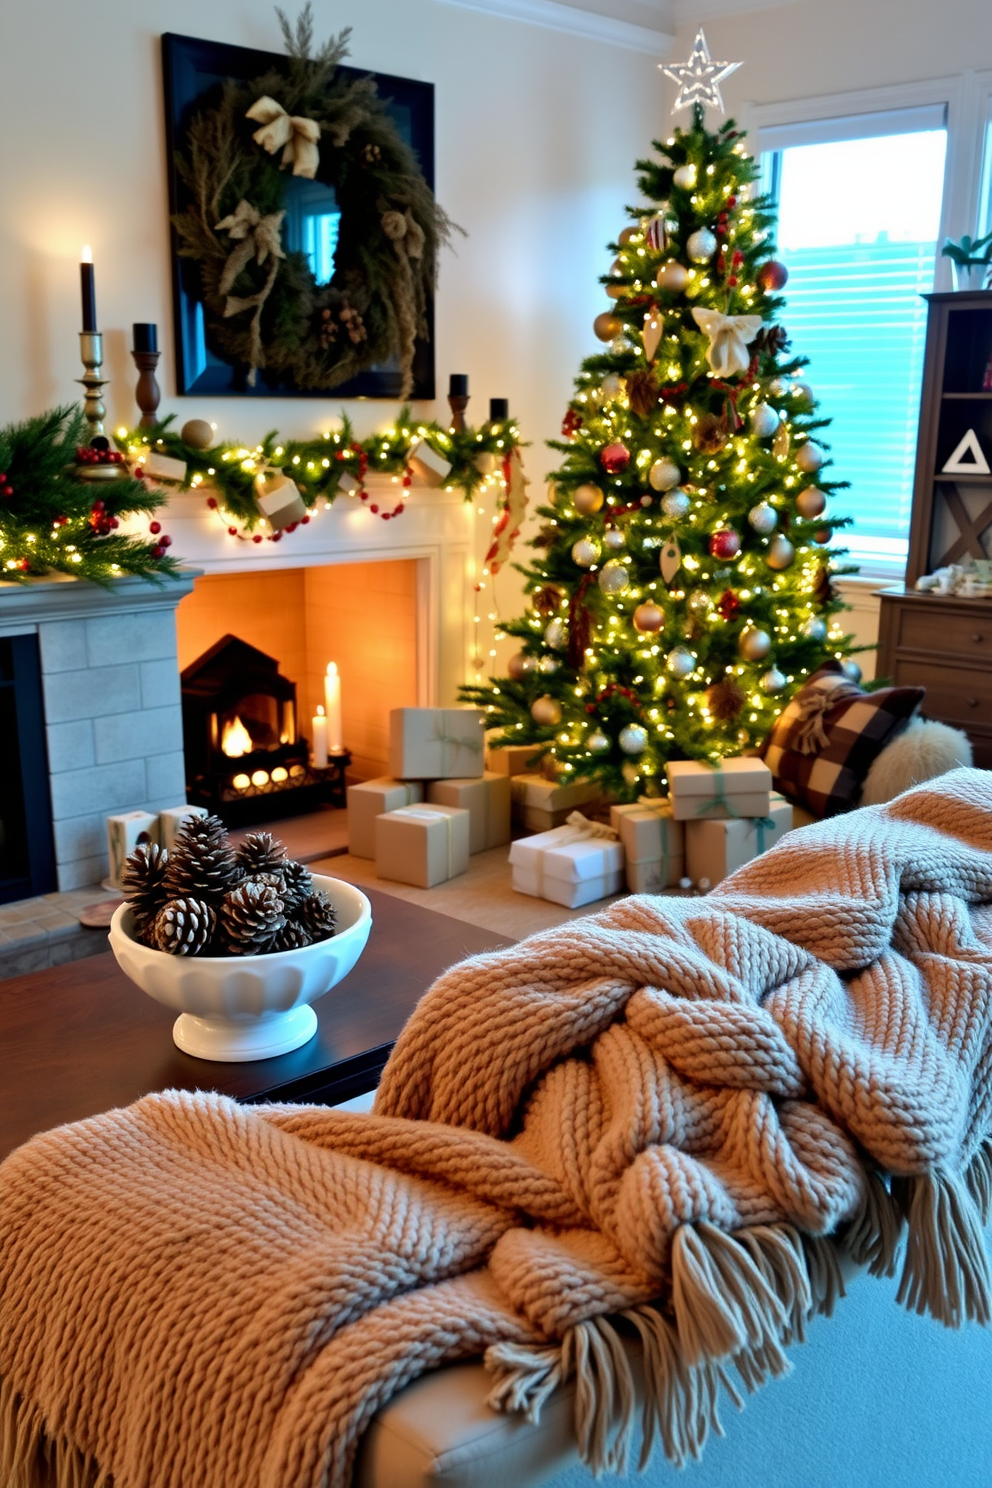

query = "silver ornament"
[
  {"left": 759, "top": 667, "right": 787, "bottom": 695},
  {"left": 766, "top": 534, "right": 796, "bottom": 571},
  {"left": 603, "top": 528, "right": 626, "bottom": 551},
  {"left": 768, "top": 377, "right": 789, "bottom": 398},
  {"left": 795, "top": 440, "right": 824, "bottom": 474},
  {"left": 748, "top": 501, "right": 778, "bottom": 535},
  {"left": 842, "top": 659, "right": 863, "bottom": 684},
  {"left": 601, "top": 373, "right": 623, "bottom": 399},
  {"left": 587, "top": 729, "right": 611, "bottom": 754},
  {"left": 640, "top": 495, "right": 653, "bottom": 508},
  {"left": 673, "top": 163, "right": 697, "bottom": 189},
  {"left": 667, "top": 646, "right": 695, "bottom": 679},
  {"left": 802, "top": 616, "right": 827, "bottom": 642},
  {"left": 649, "top": 458, "right": 681, "bottom": 491},
  {"left": 598, "top": 559, "right": 630, "bottom": 595},
  {"left": 619, "top": 723, "right": 648, "bottom": 755},
  {"left": 750, "top": 403, "right": 779, "bottom": 439},
  {"left": 538, "top": 655, "right": 560, "bottom": 675},
  {"left": 530, "top": 695, "right": 562, "bottom": 726},
  {"left": 506, "top": 652, "right": 536, "bottom": 680},
  {"left": 609, "top": 336, "right": 628, "bottom": 356},
  {"left": 792, "top": 381, "right": 814, "bottom": 404},
  {"left": 687, "top": 588, "right": 710, "bottom": 613},
  {"left": 738, "top": 625, "right": 771, "bottom": 661},
  {"left": 572, "top": 536, "right": 600, "bottom": 568},
  {"left": 662, "top": 488, "right": 691, "bottom": 518},
  {"left": 687, "top": 228, "right": 717, "bottom": 263},
  {"left": 544, "top": 617, "right": 568, "bottom": 651}
]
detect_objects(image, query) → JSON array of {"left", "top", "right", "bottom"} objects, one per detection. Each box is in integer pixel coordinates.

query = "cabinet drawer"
[
  {"left": 892, "top": 657, "right": 992, "bottom": 727},
  {"left": 895, "top": 607, "right": 992, "bottom": 657}
]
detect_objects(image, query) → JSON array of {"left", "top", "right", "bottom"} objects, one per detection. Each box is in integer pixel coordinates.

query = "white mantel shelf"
[{"left": 0, "top": 571, "right": 198, "bottom": 632}]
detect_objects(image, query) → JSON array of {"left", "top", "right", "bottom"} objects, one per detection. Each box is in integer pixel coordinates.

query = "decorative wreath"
[{"left": 172, "top": 7, "right": 456, "bottom": 396}]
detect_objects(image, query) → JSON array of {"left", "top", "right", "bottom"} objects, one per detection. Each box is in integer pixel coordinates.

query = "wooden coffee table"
[{"left": 0, "top": 887, "right": 513, "bottom": 1162}]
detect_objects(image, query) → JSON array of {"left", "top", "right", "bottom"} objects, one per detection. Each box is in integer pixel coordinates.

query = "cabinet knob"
[
  {"left": 968, "top": 697, "right": 979, "bottom": 708},
  {"left": 972, "top": 633, "right": 984, "bottom": 643}
]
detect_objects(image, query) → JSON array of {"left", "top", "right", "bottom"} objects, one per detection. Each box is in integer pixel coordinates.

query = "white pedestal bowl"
[{"left": 108, "top": 874, "right": 372, "bottom": 1061}]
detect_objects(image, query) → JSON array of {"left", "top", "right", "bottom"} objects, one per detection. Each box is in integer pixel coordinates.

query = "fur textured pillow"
[
  {"left": 859, "top": 717, "right": 973, "bottom": 806},
  {"left": 760, "top": 662, "right": 924, "bottom": 817}
]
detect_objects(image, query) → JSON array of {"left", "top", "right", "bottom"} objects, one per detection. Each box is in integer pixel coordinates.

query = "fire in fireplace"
[{"left": 180, "top": 635, "right": 346, "bottom": 824}]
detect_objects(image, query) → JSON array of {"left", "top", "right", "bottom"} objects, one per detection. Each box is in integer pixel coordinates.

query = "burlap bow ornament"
[
  {"left": 691, "top": 307, "right": 763, "bottom": 378},
  {"left": 246, "top": 96, "right": 321, "bottom": 179},
  {"left": 380, "top": 208, "right": 428, "bottom": 399},
  {"left": 214, "top": 199, "right": 287, "bottom": 385}
]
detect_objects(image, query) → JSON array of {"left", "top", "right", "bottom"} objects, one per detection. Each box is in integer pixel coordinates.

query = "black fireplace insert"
[
  {"left": 181, "top": 635, "right": 346, "bottom": 825},
  {"left": 0, "top": 635, "right": 56, "bottom": 903}
]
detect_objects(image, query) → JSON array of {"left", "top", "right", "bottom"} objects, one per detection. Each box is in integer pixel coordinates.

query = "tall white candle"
[
  {"left": 324, "top": 662, "right": 343, "bottom": 752},
  {"left": 312, "top": 705, "right": 328, "bottom": 768}
]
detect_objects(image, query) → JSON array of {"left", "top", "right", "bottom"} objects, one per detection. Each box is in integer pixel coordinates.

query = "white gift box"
[
  {"left": 667, "top": 757, "right": 772, "bottom": 822},
  {"left": 409, "top": 438, "right": 453, "bottom": 486},
  {"left": 510, "top": 773, "right": 600, "bottom": 831},
  {"left": 375, "top": 804, "right": 471, "bottom": 888},
  {"left": 158, "top": 805, "right": 209, "bottom": 855},
  {"left": 685, "top": 793, "right": 794, "bottom": 886},
  {"left": 509, "top": 822, "right": 625, "bottom": 909},
  {"left": 347, "top": 778, "right": 423, "bottom": 859},
  {"left": 337, "top": 469, "right": 363, "bottom": 497},
  {"left": 141, "top": 451, "right": 187, "bottom": 483},
  {"left": 106, "top": 811, "right": 159, "bottom": 889},
  {"left": 619, "top": 803, "right": 685, "bottom": 893},
  {"left": 427, "top": 773, "right": 511, "bottom": 854},
  {"left": 255, "top": 473, "right": 307, "bottom": 531},
  {"left": 485, "top": 743, "right": 543, "bottom": 778},
  {"left": 389, "top": 708, "right": 486, "bottom": 781}
]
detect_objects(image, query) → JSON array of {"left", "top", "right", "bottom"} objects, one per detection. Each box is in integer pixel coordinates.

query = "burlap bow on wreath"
[
  {"left": 246, "top": 95, "right": 321, "bottom": 179},
  {"left": 214, "top": 200, "right": 286, "bottom": 385}
]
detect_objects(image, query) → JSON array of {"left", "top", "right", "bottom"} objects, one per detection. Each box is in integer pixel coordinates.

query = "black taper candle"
[
  {"left": 133, "top": 323, "right": 158, "bottom": 354},
  {"left": 448, "top": 373, "right": 469, "bottom": 397},
  {"left": 80, "top": 253, "right": 97, "bottom": 333},
  {"left": 489, "top": 398, "right": 509, "bottom": 421}
]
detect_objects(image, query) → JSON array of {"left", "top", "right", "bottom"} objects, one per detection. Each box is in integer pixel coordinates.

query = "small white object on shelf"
[
  {"left": 347, "top": 777, "right": 424, "bottom": 859},
  {"left": 141, "top": 450, "right": 187, "bottom": 483},
  {"left": 106, "top": 811, "right": 159, "bottom": 889}
]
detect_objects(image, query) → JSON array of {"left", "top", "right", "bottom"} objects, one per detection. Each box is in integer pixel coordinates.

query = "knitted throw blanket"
[{"left": 3, "top": 769, "right": 992, "bottom": 1488}]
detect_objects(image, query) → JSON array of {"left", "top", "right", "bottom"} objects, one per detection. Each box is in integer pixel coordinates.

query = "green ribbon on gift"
[
  {"left": 695, "top": 763, "right": 739, "bottom": 819},
  {"left": 433, "top": 715, "right": 484, "bottom": 773},
  {"left": 747, "top": 815, "right": 776, "bottom": 855}
]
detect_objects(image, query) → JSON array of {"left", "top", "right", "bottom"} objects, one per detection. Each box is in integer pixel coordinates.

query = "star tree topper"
[{"left": 660, "top": 29, "right": 741, "bottom": 114}]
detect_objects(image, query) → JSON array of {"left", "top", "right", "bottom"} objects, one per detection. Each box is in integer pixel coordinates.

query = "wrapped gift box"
[
  {"left": 427, "top": 772, "right": 511, "bottom": 854},
  {"left": 510, "top": 773, "right": 600, "bottom": 832},
  {"left": 685, "top": 794, "right": 794, "bottom": 886},
  {"left": 107, "top": 811, "right": 159, "bottom": 888},
  {"left": 375, "top": 804, "right": 471, "bottom": 888},
  {"left": 509, "top": 822, "right": 624, "bottom": 909},
  {"left": 485, "top": 743, "right": 542, "bottom": 778},
  {"left": 158, "top": 805, "right": 209, "bottom": 855},
  {"left": 619, "top": 803, "right": 685, "bottom": 893},
  {"left": 347, "top": 778, "right": 423, "bottom": 859},
  {"left": 389, "top": 708, "right": 486, "bottom": 781},
  {"left": 667, "top": 758, "right": 772, "bottom": 822}
]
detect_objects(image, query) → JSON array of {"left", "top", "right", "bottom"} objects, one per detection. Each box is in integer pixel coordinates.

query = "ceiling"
[{"left": 433, "top": 0, "right": 802, "bottom": 54}]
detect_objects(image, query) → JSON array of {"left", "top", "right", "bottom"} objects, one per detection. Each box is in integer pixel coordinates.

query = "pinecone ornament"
[
  {"left": 154, "top": 897, "right": 216, "bottom": 956},
  {"left": 272, "top": 918, "right": 312, "bottom": 952},
  {"left": 235, "top": 830, "right": 286, "bottom": 879},
  {"left": 220, "top": 878, "right": 285, "bottom": 955},
  {"left": 278, "top": 859, "right": 313, "bottom": 912},
  {"left": 163, "top": 814, "right": 240, "bottom": 902},
  {"left": 121, "top": 841, "right": 170, "bottom": 943},
  {"left": 296, "top": 891, "right": 337, "bottom": 945}
]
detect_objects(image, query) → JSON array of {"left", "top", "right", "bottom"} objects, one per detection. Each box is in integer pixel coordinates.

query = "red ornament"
[
  {"left": 0, "top": 472, "right": 6, "bottom": 482},
  {"left": 1, "top": 485, "right": 13, "bottom": 498},
  {"left": 709, "top": 528, "right": 741, "bottom": 561},
  {"left": 562, "top": 409, "right": 582, "bottom": 438},
  {"left": 757, "top": 260, "right": 789, "bottom": 292},
  {"left": 600, "top": 442, "right": 631, "bottom": 475},
  {"left": 717, "top": 588, "right": 740, "bottom": 620}
]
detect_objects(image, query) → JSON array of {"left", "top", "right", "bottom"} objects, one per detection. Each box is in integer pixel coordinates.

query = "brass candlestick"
[
  {"left": 131, "top": 349, "right": 162, "bottom": 428},
  {"left": 77, "top": 332, "right": 110, "bottom": 440}
]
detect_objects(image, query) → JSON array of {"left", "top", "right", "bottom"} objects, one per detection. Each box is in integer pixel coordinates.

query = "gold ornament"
[
  {"left": 656, "top": 260, "right": 689, "bottom": 293},
  {"left": 181, "top": 418, "right": 214, "bottom": 450},
  {"left": 605, "top": 282, "right": 626, "bottom": 301},
  {"left": 530, "top": 695, "right": 562, "bottom": 727},
  {"left": 594, "top": 312, "right": 623, "bottom": 342},
  {"left": 573, "top": 483, "right": 604, "bottom": 515},
  {"left": 766, "top": 534, "right": 796, "bottom": 571},
  {"left": 796, "top": 485, "right": 826, "bottom": 519},
  {"left": 507, "top": 652, "right": 536, "bottom": 680},
  {"left": 633, "top": 602, "right": 665, "bottom": 633},
  {"left": 738, "top": 625, "right": 771, "bottom": 661},
  {"left": 795, "top": 440, "right": 824, "bottom": 474},
  {"left": 618, "top": 226, "right": 638, "bottom": 245}
]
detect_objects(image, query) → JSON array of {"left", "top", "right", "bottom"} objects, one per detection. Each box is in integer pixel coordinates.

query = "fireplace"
[
  {"left": 181, "top": 635, "right": 345, "bottom": 824},
  {"left": 0, "top": 635, "right": 56, "bottom": 903}
]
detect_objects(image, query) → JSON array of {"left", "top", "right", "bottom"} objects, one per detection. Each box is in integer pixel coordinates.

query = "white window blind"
[{"left": 759, "top": 107, "right": 949, "bottom": 575}]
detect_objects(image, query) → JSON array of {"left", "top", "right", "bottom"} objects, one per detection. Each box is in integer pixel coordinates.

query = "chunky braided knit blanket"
[{"left": 3, "top": 768, "right": 992, "bottom": 1488}]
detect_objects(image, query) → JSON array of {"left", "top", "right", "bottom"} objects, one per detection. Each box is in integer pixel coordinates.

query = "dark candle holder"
[
  {"left": 447, "top": 390, "right": 469, "bottom": 433},
  {"left": 131, "top": 348, "right": 162, "bottom": 429}
]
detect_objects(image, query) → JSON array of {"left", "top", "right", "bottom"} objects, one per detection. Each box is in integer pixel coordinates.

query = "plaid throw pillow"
[{"left": 760, "top": 662, "right": 924, "bottom": 817}]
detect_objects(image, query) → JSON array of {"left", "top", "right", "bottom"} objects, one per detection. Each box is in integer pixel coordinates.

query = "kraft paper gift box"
[
  {"left": 375, "top": 803, "right": 471, "bottom": 889},
  {"left": 389, "top": 708, "right": 486, "bottom": 781},
  {"left": 427, "top": 772, "right": 511, "bottom": 854},
  {"left": 509, "top": 822, "right": 624, "bottom": 909},
  {"left": 685, "top": 793, "right": 794, "bottom": 886},
  {"left": 619, "top": 803, "right": 685, "bottom": 893},
  {"left": 510, "top": 773, "right": 600, "bottom": 832},
  {"left": 485, "top": 743, "right": 543, "bottom": 778},
  {"left": 666, "top": 757, "right": 772, "bottom": 822},
  {"left": 106, "top": 811, "right": 159, "bottom": 888},
  {"left": 347, "top": 778, "right": 423, "bottom": 859},
  {"left": 158, "top": 805, "right": 209, "bottom": 855}
]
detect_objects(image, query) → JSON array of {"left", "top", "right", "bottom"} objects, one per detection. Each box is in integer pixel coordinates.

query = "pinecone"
[
  {"left": 272, "top": 918, "right": 312, "bottom": 952},
  {"left": 121, "top": 841, "right": 170, "bottom": 942},
  {"left": 153, "top": 896, "right": 216, "bottom": 956},
  {"left": 278, "top": 859, "right": 313, "bottom": 912},
  {"left": 626, "top": 368, "right": 660, "bottom": 418},
  {"left": 235, "top": 830, "right": 286, "bottom": 878},
  {"left": 220, "top": 878, "right": 285, "bottom": 955},
  {"left": 296, "top": 891, "right": 337, "bottom": 945},
  {"left": 706, "top": 677, "right": 747, "bottom": 722},
  {"left": 163, "top": 815, "right": 240, "bottom": 902}
]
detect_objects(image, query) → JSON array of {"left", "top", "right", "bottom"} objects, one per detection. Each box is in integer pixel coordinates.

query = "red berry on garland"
[
  {"left": 600, "top": 442, "right": 631, "bottom": 475},
  {"left": 109, "top": 517, "right": 119, "bottom": 530},
  {"left": 0, "top": 472, "right": 7, "bottom": 482},
  {"left": 301, "top": 515, "right": 310, "bottom": 525},
  {"left": 92, "top": 499, "right": 104, "bottom": 513},
  {"left": 149, "top": 520, "right": 161, "bottom": 534},
  {"left": 717, "top": 588, "right": 740, "bottom": 620},
  {"left": 757, "top": 260, "right": 789, "bottom": 291},
  {"left": 709, "top": 528, "right": 741, "bottom": 560},
  {"left": 370, "top": 505, "right": 379, "bottom": 514},
  {"left": 728, "top": 276, "right": 738, "bottom": 287},
  {"left": 206, "top": 497, "right": 218, "bottom": 510},
  {"left": 727, "top": 196, "right": 737, "bottom": 207},
  {"left": 271, "top": 532, "right": 282, "bottom": 542},
  {"left": 285, "top": 522, "right": 297, "bottom": 533},
  {"left": 158, "top": 534, "right": 171, "bottom": 547},
  {"left": 228, "top": 527, "right": 238, "bottom": 536},
  {"left": 394, "top": 504, "right": 405, "bottom": 515},
  {"left": 252, "top": 534, "right": 263, "bottom": 544},
  {"left": 150, "top": 545, "right": 165, "bottom": 559},
  {"left": 732, "top": 250, "right": 745, "bottom": 266}
]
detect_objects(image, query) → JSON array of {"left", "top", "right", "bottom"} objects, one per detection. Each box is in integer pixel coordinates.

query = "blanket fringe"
[
  {"left": 965, "top": 1137, "right": 992, "bottom": 1225},
  {"left": 842, "top": 1165, "right": 903, "bottom": 1278},
  {"left": 0, "top": 1375, "right": 108, "bottom": 1488},
  {"left": 894, "top": 1169, "right": 992, "bottom": 1328},
  {"left": 670, "top": 1222, "right": 789, "bottom": 1371}
]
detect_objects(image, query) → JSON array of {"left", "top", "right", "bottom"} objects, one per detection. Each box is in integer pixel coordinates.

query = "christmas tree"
[{"left": 463, "top": 84, "right": 858, "bottom": 801}]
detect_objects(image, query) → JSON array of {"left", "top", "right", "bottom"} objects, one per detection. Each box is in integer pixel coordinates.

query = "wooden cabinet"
[{"left": 876, "top": 291, "right": 992, "bottom": 764}]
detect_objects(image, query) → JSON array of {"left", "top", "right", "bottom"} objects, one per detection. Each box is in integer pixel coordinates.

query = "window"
[{"left": 760, "top": 107, "right": 949, "bottom": 575}]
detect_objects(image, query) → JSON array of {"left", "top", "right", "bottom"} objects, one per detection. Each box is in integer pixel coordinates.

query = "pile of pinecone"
[{"left": 121, "top": 815, "right": 337, "bottom": 957}]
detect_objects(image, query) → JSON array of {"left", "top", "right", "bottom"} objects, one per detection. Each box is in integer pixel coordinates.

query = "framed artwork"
[{"left": 162, "top": 31, "right": 437, "bottom": 399}]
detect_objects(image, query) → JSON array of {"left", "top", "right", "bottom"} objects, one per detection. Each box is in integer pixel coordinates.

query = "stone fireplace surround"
[{"left": 0, "top": 477, "right": 474, "bottom": 892}]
